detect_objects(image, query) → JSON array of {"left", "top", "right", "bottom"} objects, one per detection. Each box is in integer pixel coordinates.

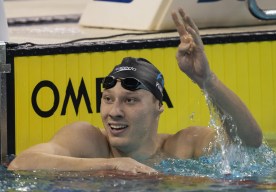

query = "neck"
[{"left": 110, "top": 134, "right": 160, "bottom": 161}]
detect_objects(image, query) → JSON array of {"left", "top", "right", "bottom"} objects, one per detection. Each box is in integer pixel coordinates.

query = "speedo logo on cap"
[
  {"left": 156, "top": 82, "right": 163, "bottom": 94},
  {"left": 156, "top": 73, "right": 164, "bottom": 94},
  {"left": 114, "top": 66, "right": 137, "bottom": 73}
]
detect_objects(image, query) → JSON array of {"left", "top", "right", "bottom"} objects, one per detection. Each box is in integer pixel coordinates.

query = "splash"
[
  {"left": 155, "top": 90, "right": 276, "bottom": 180},
  {"left": 204, "top": 92, "right": 233, "bottom": 175},
  {"left": 156, "top": 144, "right": 276, "bottom": 180}
]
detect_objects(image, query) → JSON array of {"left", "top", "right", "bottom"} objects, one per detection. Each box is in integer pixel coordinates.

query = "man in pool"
[{"left": 8, "top": 8, "right": 262, "bottom": 173}]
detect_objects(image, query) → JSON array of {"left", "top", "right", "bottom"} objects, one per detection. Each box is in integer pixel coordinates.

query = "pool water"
[{"left": 1, "top": 142, "right": 276, "bottom": 191}]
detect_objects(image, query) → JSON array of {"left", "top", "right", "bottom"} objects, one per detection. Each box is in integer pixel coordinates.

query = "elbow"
[
  {"left": 244, "top": 129, "right": 263, "bottom": 148},
  {"left": 254, "top": 132, "right": 263, "bottom": 148},
  {"left": 8, "top": 158, "right": 29, "bottom": 171},
  {"left": 7, "top": 152, "right": 39, "bottom": 170},
  {"left": 8, "top": 158, "right": 22, "bottom": 170},
  {"left": 246, "top": 137, "right": 262, "bottom": 148}
]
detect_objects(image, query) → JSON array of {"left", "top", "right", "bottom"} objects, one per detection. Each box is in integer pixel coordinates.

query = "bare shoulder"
[
  {"left": 51, "top": 121, "right": 110, "bottom": 158},
  {"left": 162, "top": 126, "right": 216, "bottom": 159},
  {"left": 53, "top": 121, "right": 102, "bottom": 137}
]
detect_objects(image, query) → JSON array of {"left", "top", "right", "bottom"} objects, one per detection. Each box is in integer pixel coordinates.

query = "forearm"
[
  {"left": 202, "top": 73, "right": 262, "bottom": 147},
  {"left": 8, "top": 152, "right": 157, "bottom": 174},
  {"left": 8, "top": 152, "right": 111, "bottom": 171}
]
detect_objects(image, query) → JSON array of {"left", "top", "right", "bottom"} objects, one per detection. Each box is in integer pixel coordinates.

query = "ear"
[{"left": 158, "top": 102, "right": 164, "bottom": 113}]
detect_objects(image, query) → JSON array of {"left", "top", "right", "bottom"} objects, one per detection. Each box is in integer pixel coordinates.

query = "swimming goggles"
[{"left": 102, "top": 76, "right": 149, "bottom": 91}]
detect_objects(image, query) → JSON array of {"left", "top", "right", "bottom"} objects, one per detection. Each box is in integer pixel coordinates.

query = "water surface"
[{"left": 1, "top": 143, "right": 276, "bottom": 191}]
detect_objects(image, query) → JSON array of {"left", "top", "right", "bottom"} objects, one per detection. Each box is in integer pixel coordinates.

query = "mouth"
[{"left": 108, "top": 123, "right": 128, "bottom": 135}]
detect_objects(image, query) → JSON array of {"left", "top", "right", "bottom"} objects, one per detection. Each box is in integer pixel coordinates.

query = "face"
[{"left": 100, "top": 81, "right": 163, "bottom": 153}]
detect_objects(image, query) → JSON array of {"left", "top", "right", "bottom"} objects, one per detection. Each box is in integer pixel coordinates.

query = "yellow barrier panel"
[{"left": 14, "top": 41, "right": 276, "bottom": 154}]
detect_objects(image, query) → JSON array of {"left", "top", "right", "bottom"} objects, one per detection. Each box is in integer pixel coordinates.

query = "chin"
[{"left": 109, "top": 137, "right": 130, "bottom": 149}]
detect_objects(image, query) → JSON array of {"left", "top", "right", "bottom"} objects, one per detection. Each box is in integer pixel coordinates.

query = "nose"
[{"left": 108, "top": 100, "right": 124, "bottom": 119}]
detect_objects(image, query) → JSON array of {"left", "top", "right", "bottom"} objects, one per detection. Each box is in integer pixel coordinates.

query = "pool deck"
[{"left": 3, "top": 0, "right": 276, "bottom": 44}]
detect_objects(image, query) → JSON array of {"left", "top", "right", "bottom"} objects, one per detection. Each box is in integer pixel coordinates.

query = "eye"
[
  {"left": 102, "top": 95, "right": 113, "bottom": 104},
  {"left": 125, "top": 97, "right": 138, "bottom": 104}
]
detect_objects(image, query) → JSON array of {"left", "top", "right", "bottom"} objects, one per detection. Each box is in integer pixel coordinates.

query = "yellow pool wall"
[{"left": 13, "top": 40, "right": 276, "bottom": 154}]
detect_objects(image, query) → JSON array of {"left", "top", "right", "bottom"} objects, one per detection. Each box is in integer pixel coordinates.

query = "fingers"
[
  {"left": 114, "top": 158, "right": 158, "bottom": 175},
  {"left": 133, "top": 164, "right": 158, "bottom": 174},
  {"left": 178, "top": 8, "right": 200, "bottom": 36},
  {"left": 172, "top": 8, "right": 203, "bottom": 48},
  {"left": 186, "top": 26, "right": 203, "bottom": 48},
  {"left": 171, "top": 10, "right": 188, "bottom": 37}
]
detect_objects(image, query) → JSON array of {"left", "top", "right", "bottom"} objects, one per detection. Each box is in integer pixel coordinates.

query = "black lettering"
[
  {"left": 61, "top": 78, "right": 92, "bottom": 115},
  {"left": 96, "top": 78, "right": 104, "bottom": 113},
  {"left": 32, "top": 80, "right": 59, "bottom": 118}
]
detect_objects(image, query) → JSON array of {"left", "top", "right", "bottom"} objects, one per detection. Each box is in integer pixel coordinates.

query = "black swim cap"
[{"left": 106, "top": 57, "right": 164, "bottom": 102}]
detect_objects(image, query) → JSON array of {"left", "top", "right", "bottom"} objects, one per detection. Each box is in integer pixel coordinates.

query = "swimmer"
[{"left": 8, "top": 8, "right": 262, "bottom": 173}]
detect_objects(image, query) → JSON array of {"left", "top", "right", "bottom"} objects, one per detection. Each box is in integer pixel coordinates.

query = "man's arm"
[
  {"left": 202, "top": 73, "right": 262, "bottom": 147},
  {"left": 8, "top": 122, "right": 109, "bottom": 170},
  {"left": 171, "top": 8, "right": 262, "bottom": 147},
  {"left": 8, "top": 145, "right": 156, "bottom": 173},
  {"left": 8, "top": 122, "right": 157, "bottom": 173},
  {"left": 8, "top": 142, "right": 110, "bottom": 170}
]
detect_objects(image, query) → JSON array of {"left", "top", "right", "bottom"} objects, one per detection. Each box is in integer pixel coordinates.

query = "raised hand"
[{"left": 171, "top": 8, "right": 212, "bottom": 88}]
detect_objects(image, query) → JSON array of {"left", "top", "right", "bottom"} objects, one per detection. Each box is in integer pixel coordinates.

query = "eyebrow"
[{"left": 103, "top": 88, "right": 144, "bottom": 96}]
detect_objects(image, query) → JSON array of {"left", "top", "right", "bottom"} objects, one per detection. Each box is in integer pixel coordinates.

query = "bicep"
[
  {"left": 24, "top": 142, "right": 71, "bottom": 156},
  {"left": 164, "top": 127, "right": 217, "bottom": 159},
  {"left": 50, "top": 122, "right": 110, "bottom": 157},
  {"left": 193, "top": 127, "right": 216, "bottom": 158},
  {"left": 7, "top": 142, "right": 65, "bottom": 170}
]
